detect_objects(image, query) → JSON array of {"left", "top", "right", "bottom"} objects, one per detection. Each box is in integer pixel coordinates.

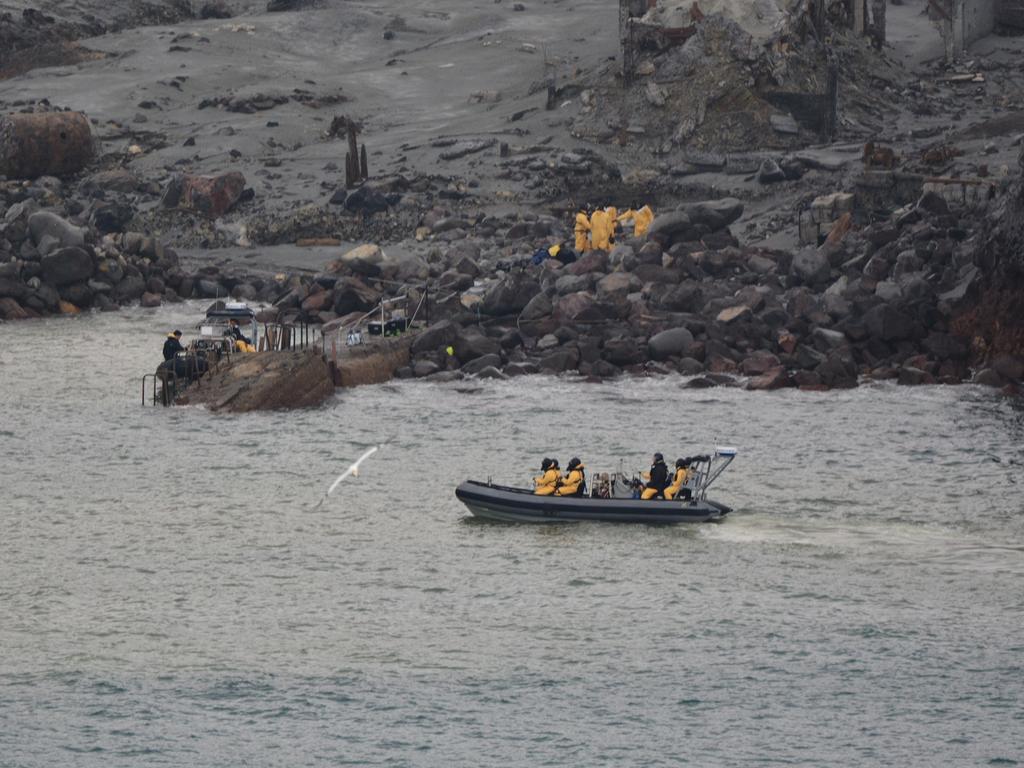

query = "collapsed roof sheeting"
[{"left": 641, "top": 0, "right": 806, "bottom": 43}]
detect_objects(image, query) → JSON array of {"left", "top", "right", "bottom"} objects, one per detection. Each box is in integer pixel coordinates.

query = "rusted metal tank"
[{"left": 0, "top": 112, "right": 94, "bottom": 179}]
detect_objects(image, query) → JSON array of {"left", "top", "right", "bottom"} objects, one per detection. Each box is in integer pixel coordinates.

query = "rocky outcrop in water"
[{"left": 176, "top": 349, "right": 333, "bottom": 412}]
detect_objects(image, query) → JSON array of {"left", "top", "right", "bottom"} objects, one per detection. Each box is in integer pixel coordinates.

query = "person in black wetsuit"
[
  {"left": 162, "top": 330, "right": 184, "bottom": 361},
  {"left": 641, "top": 452, "right": 669, "bottom": 500}
]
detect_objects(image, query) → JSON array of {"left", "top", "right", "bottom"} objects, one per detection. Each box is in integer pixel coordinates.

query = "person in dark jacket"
[
  {"left": 228, "top": 319, "right": 252, "bottom": 345},
  {"left": 641, "top": 452, "right": 669, "bottom": 500},
  {"left": 162, "top": 330, "right": 184, "bottom": 361}
]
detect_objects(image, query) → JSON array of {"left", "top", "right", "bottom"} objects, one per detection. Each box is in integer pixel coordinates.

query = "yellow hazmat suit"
[
  {"left": 574, "top": 212, "right": 592, "bottom": 253},
  {"left": 590, "top": 209, "right": 612, "bottom": 251},
  {"left": 235, "top": 339, "right": 256, "bottom": 353},
  {"left": 534, "top": 469, "right": 560, "bottom": 496},
  {"left": 633, "top": 204, "right": 654, "bottom": 237},
  {"left": 555, "top": 466, "right": 585, "bottom": 496},
  {"left": 664, "top": 468, "right": 689, "bottom": 500}
]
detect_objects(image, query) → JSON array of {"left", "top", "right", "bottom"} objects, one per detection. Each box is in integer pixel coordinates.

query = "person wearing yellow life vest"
[
  {"left": 534, "top": 457, "right": 560, "bottom": 496},
  {"left": 664, "top": 457, "right": 692, "bottom": 500},
  {"left": 229, "top": 318, "right": 256, "bottom": 353},
  {"left": 555, "top": 457, "right": 586, "bottom": 497},
  {"left": 574, "top": 210, "right": 592, "bottom": 253},
  {"left": 589, "top": 208, "right": 613, "bottom": 251}
]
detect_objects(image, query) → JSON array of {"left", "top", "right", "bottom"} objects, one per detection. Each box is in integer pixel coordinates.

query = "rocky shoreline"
[{"left": 2, "top": 0, "right": 1024, "bottom": 395}]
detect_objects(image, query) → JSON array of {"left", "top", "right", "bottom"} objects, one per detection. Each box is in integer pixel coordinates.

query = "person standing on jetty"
[{"left": 162, "top": 330, "right": 184, "bottom": 361}]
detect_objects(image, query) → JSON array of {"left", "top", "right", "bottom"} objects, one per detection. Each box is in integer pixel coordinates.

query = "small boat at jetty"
[{"left": 456, "top": 448, "right": 737, "bottom": 524}]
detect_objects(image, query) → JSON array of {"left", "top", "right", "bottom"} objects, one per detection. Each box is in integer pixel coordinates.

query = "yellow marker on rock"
[{"left": 446, "top": 346, "right": 455, "bottom": 356}]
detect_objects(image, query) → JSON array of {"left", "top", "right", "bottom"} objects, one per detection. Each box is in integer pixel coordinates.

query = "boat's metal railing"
[
  {"left": 259, "top": 321, "right": 320, "bottom": 352},
  {"left": 695, "top": 447, "right": 737, "bottom": 500}
]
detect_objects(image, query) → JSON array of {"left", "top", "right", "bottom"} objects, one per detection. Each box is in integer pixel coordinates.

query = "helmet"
[
  {"left": 675, "top": 458, "right": 686, "bottom": 468},
  {"left": 541, "top": 457, "right": 552, "bottom": 471},
  {"left": 568, "top": 457, "right": 581, "bottom": 470},
  {"left": 654, "top": 452, "right": 664, "bottom": 462}
]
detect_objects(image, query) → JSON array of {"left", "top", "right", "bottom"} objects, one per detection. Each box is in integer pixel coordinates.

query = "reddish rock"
[
  {"left": 302, "top": 288, "right": 333, "bottom": 313},
  {"left": 777, "top": 331, "right": 798, "bottom": 354},
  {"left": 746, "top": 365, "right": 793, "bottom": 390},
  {"left": 707, "top": 354, "right": 738, "bottom": 374},
  {"left": 140, "top": 291, "right": 163, "bottom": 308},
  {"left": 0, "top": 297, "right": 33, "bottom": 320},
  {"left": 164, "top": 171, "right": 247, "bottom": 218},
  {"left": 741, "top": 352, "right": 781, "bottom": 376}
]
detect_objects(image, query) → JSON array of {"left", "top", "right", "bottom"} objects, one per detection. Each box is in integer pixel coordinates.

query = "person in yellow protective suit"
[
  {"left": 632, "top": 204, "right": 654, "bottom": 237},
  {"left": 589, "top": 208, "right": 613, "bottom": 251},
  {"left": 605, "top": 206, "right": 619, "bottom": 247},
  {"left": 534, "top": 458, "right": 560, "bottom": 496},
  {"left": 574, "top": 210, "right": 592, "bottom": 253},
  {"left": 664, "top": 458, "right": 691, "bottom": 500},
  {"left": 555, "top": 457, "right": 586, "bottom": 497},
  {"left": 618, "top": 204, "right": 655, "bottom": 238}
]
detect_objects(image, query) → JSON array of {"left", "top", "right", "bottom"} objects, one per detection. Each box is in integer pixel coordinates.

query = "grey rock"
[
  {"left": 790, "top": 248, "right": 830, "bottom": 286},
  {"left": 481, "top": 273, "right": 540, "bottom": 316},
  {"left": 648, "top": 327, "right": 694, "bottom": 361},
  {"left": 40, "top": 247, "right": 93, "bottom": 286},
  {"left": 462, "top": 353, "right": 503, "bottom": 374},
  {"left": 519, "top": 292, "right": 553, "bottom": 321},
  {"left": 411, "top": 319, "right": 459, "bottom": 354},
  {"left": 28, "top": 212, "right": 86, "bottom": 254}
]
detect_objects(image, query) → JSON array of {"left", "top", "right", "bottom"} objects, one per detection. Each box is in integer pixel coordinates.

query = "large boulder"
[
  {"left": 519, "top": 292, "right": 553, "bottom": 321},
  {"left": 112, "top": 275, "right": 146, "bottom": 302},
  {"left": 345, "top": 186, "right": 389, "bottom": 215},
  {"left": 645, "top": 210, "right": 692, "bottom": 243},
  {"left": 554, "top": 292, "right": 612, "bottom": 324},
  {"left": 481, "top": 273, "right": 540, "bottom": 316},
  {"left": 746, "top": 365, "right": 792, "bottom": 390},
  {"left": 40, "top": 247, "right": 93, "bottom": 286},
  {"left": 567, "top": 250, "right": 609, "bottom": 276},
  {"left": 862, "top": 304, "right": 915, "bottom": 342},
  {"left": 0, "top": 277, "right": 31, "bottom": 301},
  {"left": 332, "top": 276, "right": 380, "bottom": 316},
  {"left": 162, "top": 172, "right": 247, "bottom": 218},
  {"left": 539, "top": 345, "right": 580, "bottom": 373},
  {"left": 454, "top": 327, "right": 501, "bottom": 362},
  {"left": 602, "top": 337, "right": 645, "bottom": 366},
  {"left": 28, "top": 211, "right": 86, "bottom": 255},
  {"left": 327, "top": 244, "right": 388, "bottom": 277},
  {"left": 683, "top": 198, "right": 744, "bottom": 230},
  {"left": 648, "top": 327, "right": 694, "bottom": 361},
  {"left": 411, "top": 319, "right": 460, "bottom": 354},
  {"left": 596, "top": 272, "right": 640, "bottom": 302},
  {"left": 657, "top": 282, "right": 702, "bottom": 312}
]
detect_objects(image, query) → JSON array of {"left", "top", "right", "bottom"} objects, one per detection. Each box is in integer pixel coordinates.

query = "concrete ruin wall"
[
  {"left": 996, "top": 0, "right": 1024, "bottom": 28},
  {"left": 957, "top": 0, "right": 996, "bottom": 47}
]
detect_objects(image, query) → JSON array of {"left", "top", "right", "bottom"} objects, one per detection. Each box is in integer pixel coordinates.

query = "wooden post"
[{"left": 360, "top": 143, "right": 368, "bottom": 180}]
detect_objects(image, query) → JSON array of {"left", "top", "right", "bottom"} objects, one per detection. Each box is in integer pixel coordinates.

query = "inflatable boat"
[{"left": 456, "top": 448, "right": 737, "bottom": 524}]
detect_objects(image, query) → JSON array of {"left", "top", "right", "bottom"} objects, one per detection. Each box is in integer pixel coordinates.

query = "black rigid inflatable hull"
[{"left": 455, "top": 481, "right": 731, "bottom": 524}]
